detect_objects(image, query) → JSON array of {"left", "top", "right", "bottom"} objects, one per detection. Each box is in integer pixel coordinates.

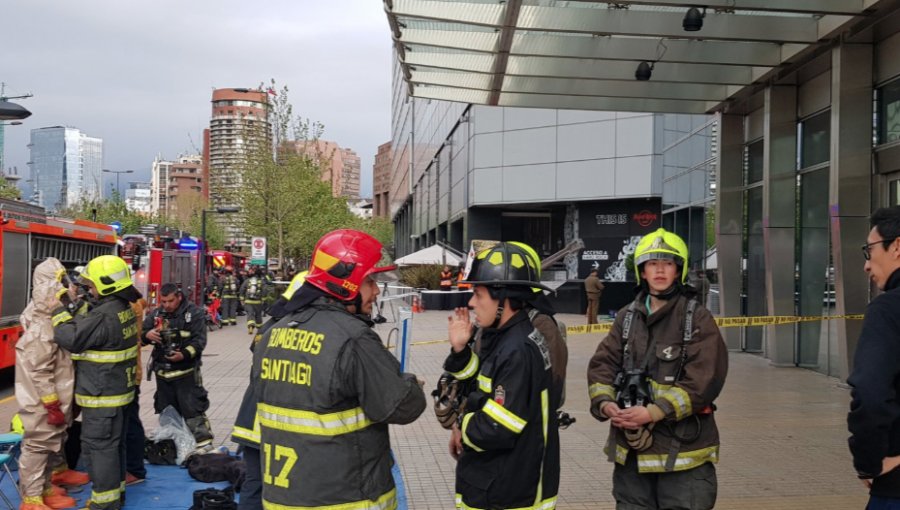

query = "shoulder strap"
[
  {"left": 622, "top": 301, "right": 638, "bottom": 372},
  {"left": 527, "top": 308, "right": 552, "bottom": 370},
  {"left": 674, "top": 298, "right": 698, "bottom": 382}
]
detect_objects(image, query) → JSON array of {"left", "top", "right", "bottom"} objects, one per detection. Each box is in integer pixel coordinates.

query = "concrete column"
[
  {"left": 830, "top": 43, "right": 873, "bottom": 380},
  {"left": 716, "top": 113, "right": 745, "bottom": 350},
  {"left": 763, "top": 85, "right": 798, "bottom": 366}
]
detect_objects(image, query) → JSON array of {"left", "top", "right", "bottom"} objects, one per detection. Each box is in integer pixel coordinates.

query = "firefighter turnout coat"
[
  {"left": 141, "top": 299, "right": 207, "bottom": 380},
  {"left": 444, "top": 310, "right": 562, "bottom": 510},
  {"left": 16, "top": 258, "right": 76, "bottom": 498},
  {"left": 251, "top": 297, "right": 426, "bottom": 510},
  {"left": 53, "top": 293, "right": 139, "bottom": 509},
  {"left": 587, "top": 292, "right": 728, "bottom": 473}
]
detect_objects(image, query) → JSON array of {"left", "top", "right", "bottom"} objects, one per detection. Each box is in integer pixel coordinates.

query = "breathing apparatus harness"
[{"left": 612, "top": 292, "right": 704, "bottom": 470}]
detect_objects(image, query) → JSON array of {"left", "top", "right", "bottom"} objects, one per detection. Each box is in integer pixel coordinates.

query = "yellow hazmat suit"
[{"left": 15, "top": 258, "right": 76, "bottom": 504}]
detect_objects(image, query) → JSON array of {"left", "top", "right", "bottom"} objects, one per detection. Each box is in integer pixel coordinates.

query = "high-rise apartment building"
[
  {"left": 28, "top": 126, "right": 102, "bottom": 211},
  {"left": 284, "top": 139, "right": 361, "bottom": 199},
  {"left": 205, "top": 88, "right": 270, "bottom": 244},
  {"left": 150, "top": 154, "right": 173, "bottom": 216},
  {"left": 125, "top": 181, "right": 153, "bottom": 215},
  {"left": 373, "top": 142, "right": 391, "bottom": 218}
]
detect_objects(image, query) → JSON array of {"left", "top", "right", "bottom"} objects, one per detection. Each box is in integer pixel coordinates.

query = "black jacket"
[
  {"left": 445, "top": 310, "right": 561, "bottom": 510},
  {"left": 251, "top": 296, "right": 426, "bottom": 509},
  {"left": 53, "top": 295, "right": 139, "bottom": 409},
  {"left": 849, "top": 268, "right": 900, "bottom": 497},
  {"left": 141, "top": 298, "right": 207, "bottom": 379}
]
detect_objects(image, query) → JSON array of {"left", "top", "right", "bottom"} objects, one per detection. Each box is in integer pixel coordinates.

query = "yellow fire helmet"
[
  {"left": 282, "top": 270, "right": 309, "bottom": 301},
  {"left": 632, "top": 228, "right": 690, "bottom": 284},
  {"left": 82, "top": 255, "right": 134, "bottom": 296}
]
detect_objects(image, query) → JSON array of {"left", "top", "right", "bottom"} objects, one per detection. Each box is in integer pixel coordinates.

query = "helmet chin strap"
[{"left": 647, "top": 282, "right": 682, "bottom": 300}]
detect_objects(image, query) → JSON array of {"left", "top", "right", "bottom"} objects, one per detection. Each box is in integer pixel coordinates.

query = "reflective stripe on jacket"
[
  {"left": 53, "top": 295, "right": 139, "bottom": 409},
  {"left": 587, "top": 292, "right": 728, "bottom": 473},
  {"left": 142, "top": 299, "right": 207, "bottom": 379},
  {"left": 251, "top": 297, "right": 425, "bottom": 509},
  {"left": 444, "top": 310, "right": 561, "bottom": 510}
]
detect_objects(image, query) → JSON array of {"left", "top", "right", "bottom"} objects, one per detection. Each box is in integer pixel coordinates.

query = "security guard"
[
  {"left": 587, "top": 228, "right": 728, "bottom": 510},
  {"left": 52, "top": 255, "right": 141, "bottom": 510},
  {"left": 252, "top": 229, "right": 426, "bottom": 510},
  {"left": 142, "top": 283, "right": 213, "bottom": 454},
  {"left": 239, "top": 266, "right": 265, "bottom": 335},
  {"left": 444, "top": 241, "right": 564, "bottom": 510},
  {"left": 231, "top": 270, "right": 307, "bottom": 510},
  {"left": 219, "top": 266, "right": 239, "bottom": 326}
]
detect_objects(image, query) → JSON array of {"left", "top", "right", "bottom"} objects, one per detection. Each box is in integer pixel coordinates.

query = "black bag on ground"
[
  {"left": 145, "top": 438, "right": 178, "bottom": 465},
  {"left": 190, "top": 487, "right": 236, "bottom": 510},
  {"left": 186, "top": 452, "right": 246, "bottom": 491}
]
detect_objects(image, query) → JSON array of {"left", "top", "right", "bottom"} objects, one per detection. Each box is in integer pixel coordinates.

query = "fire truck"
[
  {"left": 131, "top": 232, "right": 205, "bottom": 308},
  {"left": 209, "top": 250, "right": 248, "bottom": 274},
  {"left": 0, "top": 199, "right": 118, "bottom": 369}
]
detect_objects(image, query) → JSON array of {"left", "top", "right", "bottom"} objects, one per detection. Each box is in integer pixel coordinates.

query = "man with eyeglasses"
[{"left": 848, "top": 205, "right": 900, "bottom": 509}]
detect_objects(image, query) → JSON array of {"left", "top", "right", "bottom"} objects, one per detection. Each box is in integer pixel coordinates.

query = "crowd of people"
[{"left": 10, "top": 203, "right": 900, "bottom": 510}]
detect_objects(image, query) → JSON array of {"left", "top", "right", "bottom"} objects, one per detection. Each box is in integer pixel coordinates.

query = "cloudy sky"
[{"left": 4, "top": 0, "right": 393, "bottom": 198}]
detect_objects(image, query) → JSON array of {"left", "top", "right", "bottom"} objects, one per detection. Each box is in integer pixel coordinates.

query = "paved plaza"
[{"left": 0, "top": 309, "right": 869, "bottom": 509}]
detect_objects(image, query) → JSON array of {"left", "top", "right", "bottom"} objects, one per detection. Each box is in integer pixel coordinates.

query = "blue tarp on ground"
[{"left": 0, "top": 452, "right": 408, "bottom": 509}]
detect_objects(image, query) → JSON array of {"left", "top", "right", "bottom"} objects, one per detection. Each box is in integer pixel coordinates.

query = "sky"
[{"left": 3, "top": 0, "right": 394, "bottom": 199}]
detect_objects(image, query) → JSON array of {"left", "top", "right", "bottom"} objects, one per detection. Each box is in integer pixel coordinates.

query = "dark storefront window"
[
  {"left": 879, "top": 79, "right": 900, "bottom": 145},
  {"left": 745, "top": 140, "right": 764, "bottom": 185},
  {"left": 800, "top": 111, "right": 831, "bottom": 168}
]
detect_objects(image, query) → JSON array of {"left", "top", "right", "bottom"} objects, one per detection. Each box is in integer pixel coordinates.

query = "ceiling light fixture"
[{"left": 683, "top": 6, "right": 706, "bottom": 32}]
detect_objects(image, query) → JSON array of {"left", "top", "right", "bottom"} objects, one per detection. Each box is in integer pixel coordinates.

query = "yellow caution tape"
[
  {"left": 567, "top": 314, "right": 865, "bottom": 336},
  {"left": 401, "top": 314, "right": 866, "bottom": 345}
]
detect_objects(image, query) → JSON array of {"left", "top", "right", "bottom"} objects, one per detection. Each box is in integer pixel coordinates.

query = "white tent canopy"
[{"left": 395, "top": 244, "right": 463, "bottom": 266}]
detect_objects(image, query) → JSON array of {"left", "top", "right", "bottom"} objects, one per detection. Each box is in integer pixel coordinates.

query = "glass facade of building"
[{"left": 28, "top": 126, "right": 103, "bottom": 212}]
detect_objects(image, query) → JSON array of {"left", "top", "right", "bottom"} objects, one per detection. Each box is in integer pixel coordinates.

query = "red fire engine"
[
  {"left": 0, "top": 199, "right": 118, "bottom": 370},
  {"left": 209, "top": 250, "right": 248, "bottom": 274}
]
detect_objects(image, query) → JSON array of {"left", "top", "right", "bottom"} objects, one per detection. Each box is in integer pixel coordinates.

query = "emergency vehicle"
[
  {"left": 133, "top": 234, "right": 204, "bottom": 308},
  {"left": 0, "top": 199, "right": 118, "bottom": 369},
  {"left": 209, "top": 250, "right": 248, "bottom": 273}
]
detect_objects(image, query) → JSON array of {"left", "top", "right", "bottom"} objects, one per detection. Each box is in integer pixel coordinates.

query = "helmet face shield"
[
  {"left": 83, "top": 255, "right": 134, "bottom": 296},
  {"left": 305, "top": 229, "right": 384, "bottom": 301}
]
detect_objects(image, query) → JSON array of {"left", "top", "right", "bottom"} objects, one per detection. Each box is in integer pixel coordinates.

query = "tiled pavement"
[{"left": 0, "top": 309, "right": 869, "bottom": 509}]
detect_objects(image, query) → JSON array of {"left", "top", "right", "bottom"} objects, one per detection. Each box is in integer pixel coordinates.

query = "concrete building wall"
[{"left": 373, "top": 141, "right": 391, "bottom": 218}]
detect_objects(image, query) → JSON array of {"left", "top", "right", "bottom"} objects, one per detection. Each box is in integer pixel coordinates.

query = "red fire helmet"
[{"left": 305, "top": 229, "right": 395, "bottom": 301}]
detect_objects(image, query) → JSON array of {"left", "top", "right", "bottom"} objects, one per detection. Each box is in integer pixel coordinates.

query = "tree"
[
  {"left": 0, "top": 179, "right": 21, "bottom": 200},
  {"left": 58, "top": 196, "right": 158, "bottom": 235},
  {"left": 167, "top": 192, "right": 227, "bottom": 250}
]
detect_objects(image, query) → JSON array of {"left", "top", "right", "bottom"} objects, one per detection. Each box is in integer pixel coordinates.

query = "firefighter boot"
[
  {"left": 19, "top": 496, "right": 52, "bottom": 510},
  {"left": 42, "top": 493, "right": 77, "bottom": 510},
  {"left": 51, "top": 469, "right": 90, "bottom": 487}
]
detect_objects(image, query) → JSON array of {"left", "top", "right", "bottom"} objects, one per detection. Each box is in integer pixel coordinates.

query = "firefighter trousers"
[
  {"left": 237, "top": 445, "right": 262, "bottom": 510},
  {"left": 125, "top": 386, "right": 146, "bottom": 479},
  {"left": 586, "top": 297, "right": 600, "bottom": 325},
  {"left": 18, "top": 409, "right": 68, "bottom": 498},
  {"left": 153, "top": 374, "right": 213, "bottom": 447},
  {"left": 244, "top": 302, "right": 262, "bottom": 331},
  {"left": 221, "top": 298, "right": 238, "bottom": 325},
  {"left": 82, "top": 405, "right": 127, "bottom": 510},
  {"left": 612, "top": 452, "right": 717, "bottom": 510}
]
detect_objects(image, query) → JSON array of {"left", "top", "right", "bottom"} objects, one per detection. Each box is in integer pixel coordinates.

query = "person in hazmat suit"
[
  {"left": 53, "top": 255, "right": 141, "bottom": 510},
  {"left": 16, "top": 258, "right": 86, "bottom": 510}
]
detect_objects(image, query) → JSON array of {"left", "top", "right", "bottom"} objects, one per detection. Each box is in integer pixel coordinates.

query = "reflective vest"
[
  {"left": 457, "top": 273, "right": 472, "bottom": 290},
  {"left": 254, "top": 301, "right": 398, "bottom": 509},
  {"left": 53, "top": 296, "right": 138, "bottom": 409}
]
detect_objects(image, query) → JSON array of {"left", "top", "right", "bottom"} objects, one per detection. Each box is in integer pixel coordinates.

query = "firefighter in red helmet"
[{"left": 250, "top": 229, "right": 426, "bottom": 510}]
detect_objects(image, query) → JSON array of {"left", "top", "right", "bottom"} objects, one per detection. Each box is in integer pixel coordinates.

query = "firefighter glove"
[
  {"left": 432, "top": 374, "right": 466, "bottom": 430},
  {"left": 43, "top": 400, "right": 66, "bottom": 427},
  {"left": 624, "top": 423, "right": 654, "bottom": 451}
]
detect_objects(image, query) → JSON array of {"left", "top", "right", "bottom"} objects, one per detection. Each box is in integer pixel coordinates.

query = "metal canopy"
[{"left": 384, "top": 0, "right": 879, "bottom": 114}]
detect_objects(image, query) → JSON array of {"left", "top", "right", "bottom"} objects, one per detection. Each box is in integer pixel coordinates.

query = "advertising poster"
[{"left": 577, "top": 198, "right": 661, "bottom": 281}]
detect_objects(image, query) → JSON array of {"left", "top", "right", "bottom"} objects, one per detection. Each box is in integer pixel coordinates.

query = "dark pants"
[
  {"left": 125, "top": 386, "right": 146, "bottom": 478},
  {"left": 612, "top": 453, "right": 717, "bottom": 510},
  {"left": 82, "top": 405, "right": 127, "bottom": 510},
  {"left": 586, "top": 296, "right": 600, "bottom": 324},
  {"left": 153, "top": 373, "right": 213, "bottom": 447},
  {"left": 245, "top": 302, "right": 263, "bottom": 331},
  {"left": 869, "top": 496, "right": 900, "bottom": 509},
  {"left": 222, "top": 297, "right": 238, "bottom": 325},
  {"left": 238, "top": 446, "right": 262, "bottom": 510}
]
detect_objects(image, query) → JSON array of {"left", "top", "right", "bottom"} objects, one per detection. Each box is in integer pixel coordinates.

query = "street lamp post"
[
  {"left": 0, "top": 121, "right": 23, "bottom": 177},
  {"left": 199, "top": 206, "right": 240, "bottom": 298},
  {"left": 102, "top": 169, "right": 134, "bottom": 199}
]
